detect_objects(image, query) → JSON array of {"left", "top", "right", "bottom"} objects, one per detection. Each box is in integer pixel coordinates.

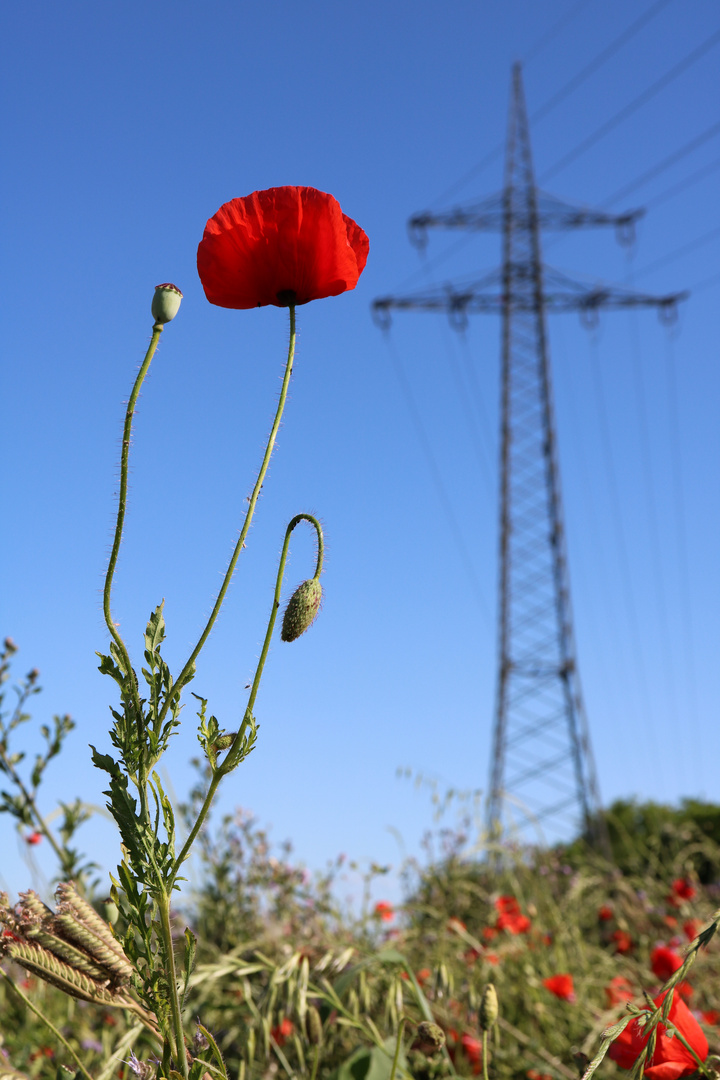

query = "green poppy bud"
[
  {"left": 479, "top": 983, "right": 498, "bottom": 1031},
  {"left": 281, "top": 578, "right": 322, "bottom": 642},
  {"left": 305, "top": 1005, "right": 323, "bottom": 1046},
  {"left": 151, "top": 282, "right": 183, "bottom": 325}
]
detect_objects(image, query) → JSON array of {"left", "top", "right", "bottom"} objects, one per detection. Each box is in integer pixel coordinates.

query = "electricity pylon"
[{"left": 372, "top": 64, "right": 686, "bottom": 849}]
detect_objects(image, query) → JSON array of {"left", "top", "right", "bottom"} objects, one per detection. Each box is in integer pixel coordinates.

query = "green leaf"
[
  {"left": 182, "top": 927, "right": 197, "bottom": 1004},
  {"left": 332, "top": 1038, "right": 407, "bottom": 1080}
]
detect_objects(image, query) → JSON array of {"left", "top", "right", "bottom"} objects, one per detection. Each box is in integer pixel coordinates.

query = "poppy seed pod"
[
  {"left": 151, "top": 283, "right": 183, "bottom": 324},
  {"left": 281, "top": 578, "right": 322, "bottom": 642},
  {"left": 412, "top": 1022, "right": 446, "bottom": 1056},
  {"left": 479, "top": 983, "right": 498, "bottom": 1031}
]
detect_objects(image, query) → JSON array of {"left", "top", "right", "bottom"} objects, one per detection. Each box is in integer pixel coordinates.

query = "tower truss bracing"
[{"left": 372, "top": 64, "right": 686, "bottom": 849}]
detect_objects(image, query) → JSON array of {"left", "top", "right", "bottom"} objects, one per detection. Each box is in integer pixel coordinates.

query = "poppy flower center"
[{"left": 276, "top": 289, "right": 298, "bottom": 307}]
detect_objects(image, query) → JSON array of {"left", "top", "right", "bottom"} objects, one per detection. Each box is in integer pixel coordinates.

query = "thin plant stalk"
[
  {"left": 158, "top": 890, "right": 185, "bottom": 1076},
  {"left": 171, "top": 511, "right": 322, "bottom": 881},
  {"left": 389, "top": 1017, "right": 407, "bottom": 1080},
  {"left": 157, "top": 304, "right": 297, "bottom": 731}
]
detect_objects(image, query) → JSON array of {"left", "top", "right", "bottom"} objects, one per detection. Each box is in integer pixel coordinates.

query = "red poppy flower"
[
  {"left": 598, "top": 905, "right": 614, "bottom": 921},
  {"left": 271, "top": 1018, "right": 293, "bottom": 1046},
  {"left": 463, "top": 947, "right": 481, "bottom": 966},
  {"left": 701, "top": 1010, "right": 720, "bottom": 1026},
  {"left": 683, "top": 920, "right": 701, "bottom": 943},
  {"left": 485, "top": 953, "right": 499, "bottom": 966},
  {"left": 651, "top": 945, "right": 684, "bottom": 982},
  {"left": 609, "top": 990, "right": 708, "bottom": 1080},
  {"left": 605, "top": 976, "right": 635, "bottom": 1008},
  {"left": 374, "top": 901, "right": 394, "bottom": 922},
  {"left": 497, "top": 911, "right": 531, "bottom": 934},
  {"left": 611, "top": 929, "right": 634, "bottom": 955},
  {"left": 26, "top": 831, "right": 42, "bottom": 845},
  {"left": 461, "top": 1033, "right": 483, "bottom": 1073},
  {"left": 495, "top": 895, "right": 522, "bottom": 915},
  {"left": 416, "top": 968, "right": 431, "bottom": 983},
  {"left": 197, "top": 186, "right": 369, "bottom": 310},
  {"left": 542, "top": 974, "right": 575, "bottom": 1002},
  {"left": 671, "top": 879, "right": 696, "bottom": 902}
]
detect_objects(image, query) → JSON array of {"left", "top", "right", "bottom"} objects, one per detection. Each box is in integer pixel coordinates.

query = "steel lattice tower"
[{"left": 373, "top": 65, "right": 686, "bottom": 848}]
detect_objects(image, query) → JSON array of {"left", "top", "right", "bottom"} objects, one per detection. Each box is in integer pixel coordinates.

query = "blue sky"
[{"left": 2, "top": 0, "right": 719, "bottom": 904}]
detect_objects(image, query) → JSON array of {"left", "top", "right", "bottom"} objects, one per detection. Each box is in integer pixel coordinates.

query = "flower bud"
[
  {"left": 305, "top": 1005, "right": 323, "bottom": 1046},
  {"left": 151, "top": 283, "right": 183, "bottom": 325},
  {"left": 214, "top": 733, "right": 236, "bottom": 751},
  {"left": 281, "top": 578, "right": 322, "bottom": 642},
  {"left": 479, "top": 983, "right": 498, "bottom": 1031},
  {"left": 412, "top": 1022, "right": 446, "bottom": 1056}
]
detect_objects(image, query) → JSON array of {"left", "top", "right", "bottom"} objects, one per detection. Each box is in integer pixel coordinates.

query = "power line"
[
  {"left": 633, "top": 223, "right": 720, "bottom": 280},
  {"left": 645, "top": 155, "right": 720, "bottom": 209},
  {"left": 540, "top": 28, "right": 720, "bottom": 183},
  {"left": 381, "top": 332, "right": 493, "bottom": 625},
  {"left": 523, "top": 0, "right": 595, "bottom": 65},
  {"left": 530, "top": 0, "right": 677, "bottom": 125},
  {"left": 601, "top": 120, "right": 720, "bottom": 207}
]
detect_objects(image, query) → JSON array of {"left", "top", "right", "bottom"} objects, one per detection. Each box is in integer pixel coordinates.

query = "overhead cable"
[
  {"left": 540, "top": 28, "right": 720, "bottom": 183},
  {"left": 523, "top": 0, "right": 595, "bottom": 64},
  {"left": 530, "top": 0, "right": 677, "bottom": 125},
  {"left": 601, "top": 120, "right": 720, "bottom": 206},
  {"left": 633, "top": 223, "right": 720, "bottom": 280}
]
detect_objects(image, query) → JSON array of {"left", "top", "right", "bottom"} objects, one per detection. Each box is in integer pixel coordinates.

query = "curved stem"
[
  {"left": 170, "top": 512, "right": 323, "bottom": 881},
  {"left": 0, "top": 968, "right": 95, "bottom": 1080},
  {"left": 103, "top": 323, "right": 164, "bottom": 722},
  {"left": 158, "top": 305, "right": 297, "bottom": 729}
]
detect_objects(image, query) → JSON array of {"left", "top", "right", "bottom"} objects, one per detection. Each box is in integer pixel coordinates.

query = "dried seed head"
[
  {"left": 479, "top": 983, "right": 498, "bottom": 1031},
  {"left": 281, "top": 578, "right": 322, "bottom": 642},
  {"left": 412, "top": 1022, "right": 446, "bottom": 1056},
  {"left": 305, "top": 1005, "right": 323, "bottom": 1046},
  {"left": 151, "top": 283, "right": 183, "bottom": 325}
]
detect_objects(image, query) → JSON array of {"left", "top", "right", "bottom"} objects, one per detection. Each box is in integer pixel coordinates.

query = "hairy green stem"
[
  {"left": 103, "top": 323, "right": 164, "bottom": 762},
  {"left": 103, "top": 323, "right": 163, "bottom": 674},
  {"left": 171, "top": 512, "right": 323, "bottom": 881},
  {"left": 158, "top": 305, "right": 297, "bottom": 730},
  {"left": 0, "top": 968, "right": 95, "bottom": 1080},
  {"left": 158, "top": 890, "right": 187, "bottom": 1078},
  {"left": 482, "top": 1030, "right": 489, "bottom": 1080}
]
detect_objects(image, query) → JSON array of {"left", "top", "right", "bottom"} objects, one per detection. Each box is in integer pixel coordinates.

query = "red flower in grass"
[
  {"left": 609, "top": 990, "right": 708, "bottom": 1080},
  {"left": 373, "top": 901, "right": 394, "bottom": 922},
  {"left": 598, "top": 904, "right": 614, "bottom": 921},
  {"left": 611, "top": 929, "right": 634, "bottom": 955},
  {"left": 461, "top": 1033, "right": 483, "bottom": 1074},
  {"left": 683, "top": 920, "right": 702, "bottom": 943},
  {"left": 701, "top": 1010, "right": 720, "bottom": 1026},
  {"left": 651, "top": 945, "right": 684, "bottom": 982},
  {"left": 26, "top": 831, "right": 42, "bottom": 845},
  {"left": 495, "top": 895, "right": 521, "bottom": 915},
  {"left": 671, "top": 879, "right": 696, "bottom": 903},
  {"left": 498, "top": 911, "right": 531, "bottom": 934},
  {"left": 197, "top": 187, "right": 369, "bottom": 310},
  {"left": 542, "top": 974, "right": 575, "bottom": 1002},
  {"left": 271, "top": 1018, "right": 293, "bottom": 1046},
  {"left": 605, "top": 976, "right": 635, "bottom": 1008}
]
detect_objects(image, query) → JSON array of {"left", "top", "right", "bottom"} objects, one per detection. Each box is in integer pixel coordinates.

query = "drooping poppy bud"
[
  {"left": 281, "top": 578, "right": 322, "bottom": 642},
  {"left": 479, "top": 983, "right": 499, "bottom": 1031},
  {"left": 151, "top": 283, "right": 183, "bottom": 325}
]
